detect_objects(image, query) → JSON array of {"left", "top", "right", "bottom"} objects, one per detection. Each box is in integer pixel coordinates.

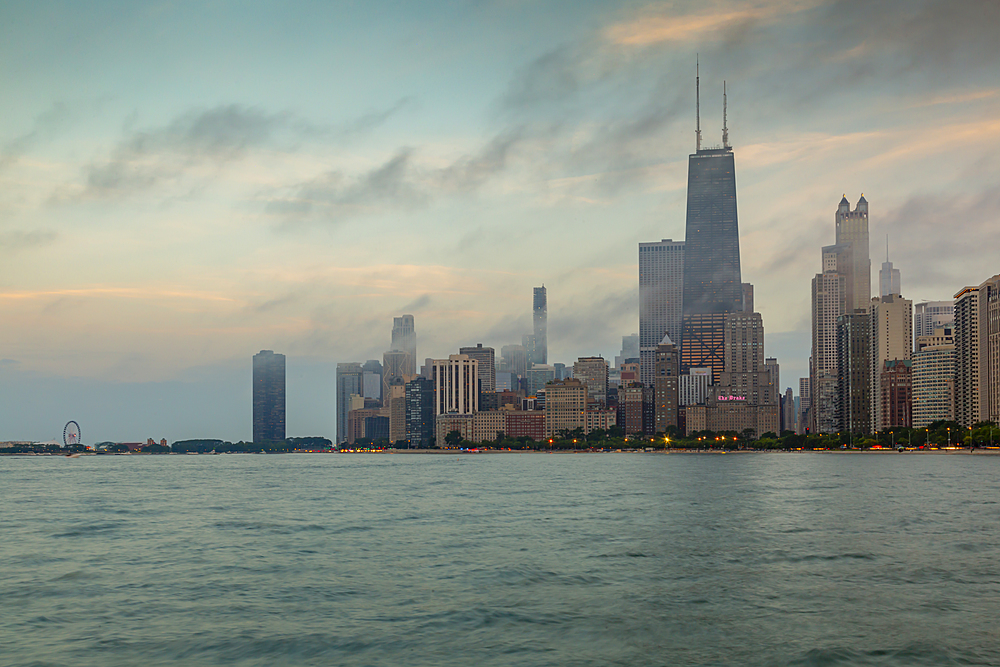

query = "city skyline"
[{"left": 3, "top": 1, "right": 998, "bottom": 441}]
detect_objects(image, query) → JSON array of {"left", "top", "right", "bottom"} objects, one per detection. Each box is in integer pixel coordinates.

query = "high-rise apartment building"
[
  {"left": 987, "top": 276, "right": 1000, "bottom": 424},
  {"left": 545, "top": 379, "right": 587, "bottom": 437},
  {"left": 869, "top": 294, "right": 913, "bottom": 431},
  {"left": 912, "top": 328, "right": 955, "bottom": 428},
  {"left": 798, "top": 377, "right": 811, "bottom": 434},
  {"left": 954, "top": 275, "right": 1000, "bottom": 427},
  {"left": 432, "top": 354, "right": 479, "bottom": 416},
  {"left": 810, "top": 248, "right": 847, "bottom": 434},
  {"left": 460, "top": 343, "right": 496, "bottom": 394},
  {"left": 574, "top": 356, "right": 609, "bottom": 405},
  {"left": 653, "top": 335, "right": 680, "bottom": 433},
  {"left": 879, "top": 359, "right": 912, "bottom": 429},
  {"left": 391, "top": 314, "right": 417, "bottom": 376},
  {"left": 532, "top": 286, "right": 548, "bottom": 365},
  {"left": 405, "top": 376, "right": 435, "bottom": 447},
  {"left": 835, "top": 310, "right": 871, "bottom": 435},
  {"left": 336, "top": 362, "right": 364, "bottom": 444},
  {"left": 914, "top": 301, "right": 955, "bottom": 349},
  {"left": 639, "top": 239, "right": 685, "bottom": 386},
  {"left": 252, "top": 350, "right": 286, "bottom": 443}
]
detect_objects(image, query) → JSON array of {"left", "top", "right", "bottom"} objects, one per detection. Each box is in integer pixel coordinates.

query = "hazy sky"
[{"left": 2, "top": 0, "right": 998, "bottom": 442}]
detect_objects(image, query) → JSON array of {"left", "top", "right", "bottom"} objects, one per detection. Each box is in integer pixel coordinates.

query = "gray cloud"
[
  {"left": 0, "top": 102, "right": 72, "bottom": 171},
  {"left": 71, "top": 105, "right": 289, "bottom": 199},
  {"left": 266, "top": 124, "right": 528, "bottom": 224},
  {"left": 0, "top": 229, "right": 58, "bottom": 253},
  {"left": 550, "top": 286, "right": 639, "bottom": 356},
  {"left": 61, "top": 100, "right": 411, "bottom": 202},
  {"left": 400, "top": 294, "right": 432, "bottom": 312},
  {"left": 881, "top": 184, "right": 1000, "bottom": 293},
  {"left": 339, "top": 97, "right": 413, "bottom": 137},
  {"left": 267, "top": 148, "right": 426, "bottom": 224},
  {"left": 501, "top": 46, "right": 582, "bottom": 110}
]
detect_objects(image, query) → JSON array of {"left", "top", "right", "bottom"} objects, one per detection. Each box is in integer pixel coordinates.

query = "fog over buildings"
[{"left": 1, "top": 0, "right": 998, "bottom": 442}]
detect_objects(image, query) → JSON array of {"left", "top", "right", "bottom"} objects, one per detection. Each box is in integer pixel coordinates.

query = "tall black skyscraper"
[
  {"left": 680, "top": 71, "right": 741, "bottom": 382},
  {"left": 253, "top": 350, "right": 286, "bottom": 443},
  {"left": 531, "top": 286, "right": 547, "bottom": 365}
]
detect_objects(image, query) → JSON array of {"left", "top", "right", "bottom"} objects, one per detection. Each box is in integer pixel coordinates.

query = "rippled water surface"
[{"left": 3, "top": 453, "right": 1000, "bottom": 666}]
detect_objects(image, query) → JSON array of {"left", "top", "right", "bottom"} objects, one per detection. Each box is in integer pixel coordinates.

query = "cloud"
[
  {"left": 265, "top": 125, "right": 529, "bottom": 224},
  {"left": 55, "top": 100, "right": 411, "bottom": 202},
  {"left": 266, "top": 148, "right": 425, "bottom": 224},
  {"left": 0, "top": 229, "right": 58, "bottom": 253},
  {"left": 339, "top": 97, "right": 413, "bottom": 137},
  {"left": 500, "top": 47, "right": 582, "bottom": 110},
  {"left": 400, "top": 294, "right": 432, "bottom": 312},
  {"left": 0, "top": 102, "right": 72, "bottom": 171},
  {"left": 881, "top": 185, "right": 1000, "bottom": 290}
]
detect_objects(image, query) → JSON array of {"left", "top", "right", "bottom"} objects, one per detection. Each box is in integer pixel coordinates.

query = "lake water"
[{"left": 2, "top": 452, "right": 999, "bottom": 666}]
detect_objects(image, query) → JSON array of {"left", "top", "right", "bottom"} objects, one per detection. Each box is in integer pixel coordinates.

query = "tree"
[{"left": 444, "top": 430, "right": 464, "bottom": 448}]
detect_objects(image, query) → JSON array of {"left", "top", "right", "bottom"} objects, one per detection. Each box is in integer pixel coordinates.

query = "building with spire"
[
  {"left": 679, "top": 69, "right": 742, "bottom": 383},
  {"left": 809, "top": 195, "right": 872, "bottom": 433},
  {"left": 879, "top": 237, "right": 901, "bottom": 297}
]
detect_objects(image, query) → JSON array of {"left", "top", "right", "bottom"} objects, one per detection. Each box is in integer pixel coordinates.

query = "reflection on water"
[{"left": 2, "top": 453, "right": 999, "bottom": 666}]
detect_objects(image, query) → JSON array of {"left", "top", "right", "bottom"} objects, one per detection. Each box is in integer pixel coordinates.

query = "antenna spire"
[
  {"left": 886, "top": 234, "right": 889, "bottom": 262},
  {"left": 722, "top": 81, "right": 729, "bottom": 148},
  {"left": 695, "top": 55, "right": 702, "bottom": 152}
]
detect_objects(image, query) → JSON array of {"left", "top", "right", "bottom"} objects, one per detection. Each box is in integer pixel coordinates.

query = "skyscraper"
[
  {"left": 914, "top": 301, "right": 954, "bottom": 349},
  {"left": 336, "top": 362, "right": 364, "bottom": 444},
  {"left": 391, "top": 314, "right": 417, "bottom": 376},
  {"left": 532, "top": 286, "right": 547, "bottom": 365},
  {"left": 879, "top": 240, "right": 901, "bottom": 298},
  {"left": 869, "top": 294, "right": 913, "bottom": 432},
  {"left": 252, "top": 350, "right": 285, "bottom": 443},
  {"left": 574, "top": 356, "right": 609, "bottom": 405},
  {"left": 835, "top": 195, "right": 871, "bottom": 311},
  {"left": 459, "top": 343, "right": 495, "bottom": 394},
  {"left": 912, "top": 327, "right": 955, "bottom": 428},
  {"left": 639, "top": 239, "right": 685, "bottom": 387},
  {"left": 810, "top": 247, "right": 847, "bottom": 434},
  {"left": 809, "top": 195, "right": 872, "bottom": 433},
  {"left": 836, "top": 310, "right": 871, "bottom": 435},
  {"left": 431, "top": 354, "right": 479, "bottom": 415},
  {"left": 679, "top": 74, "right": 741, "bottom": 382},
  {"left": 653, "top": 335, "right": 680, "bottom": 433},
  {"left": 954, "top": 275, "right": 1000, "bottom": 427},
  {"left": 405, "top": 376, "right": 435, "bottom": 447}
]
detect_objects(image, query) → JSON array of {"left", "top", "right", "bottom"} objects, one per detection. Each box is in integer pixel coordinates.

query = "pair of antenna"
[{"left": 695, "top": 55, "right": 728, "bottom": 151}]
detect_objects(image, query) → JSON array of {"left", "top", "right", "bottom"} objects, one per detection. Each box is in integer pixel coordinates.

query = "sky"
[{"left": 2, "top": 0, "right": 998, "bottom": 443}]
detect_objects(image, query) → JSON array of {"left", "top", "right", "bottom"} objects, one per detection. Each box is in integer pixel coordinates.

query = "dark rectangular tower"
[
  {"left": 531, "top": 286, "right": 547, "bottom": 365},
  {"left": 680, "top": 72, "right": 741, "bottom": 383},
  {"left": 253, "top": 350, "right": 286, "bottom": 443}
]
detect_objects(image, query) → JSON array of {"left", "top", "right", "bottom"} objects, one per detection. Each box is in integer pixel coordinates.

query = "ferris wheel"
[{"left": 63, "top": 421, "right": 81, "bottom": 447}]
